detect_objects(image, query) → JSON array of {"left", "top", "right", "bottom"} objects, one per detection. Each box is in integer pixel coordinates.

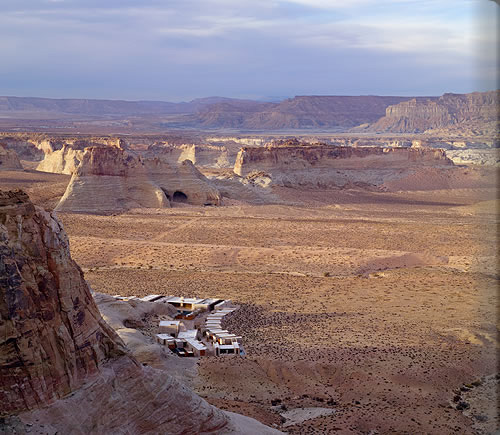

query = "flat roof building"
[{"left": 159, "top": 320, "right": 181, "bottom": 337}]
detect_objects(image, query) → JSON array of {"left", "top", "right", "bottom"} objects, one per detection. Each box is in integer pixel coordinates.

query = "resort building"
[
  {"left": 214, "top": 342, "right": 240, "bottom": 356},
  {"left": 159, "top": 320, "right": 181, "bottom": 337}
]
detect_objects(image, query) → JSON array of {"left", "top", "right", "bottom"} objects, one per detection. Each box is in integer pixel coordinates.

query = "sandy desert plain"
[{"left": 0, "top": 155, "right": 498, "bottom": 433}]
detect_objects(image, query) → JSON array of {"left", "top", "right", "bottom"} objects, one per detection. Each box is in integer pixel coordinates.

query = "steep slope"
[
  {"left": 365, "top": 91, "right": 499, "bottom": 134},
  {"left": 0, "top": 190, "right": 124, "bottom": 413},
  {"left": 0, "top": 189, "right": 280, "bottom": 434}
]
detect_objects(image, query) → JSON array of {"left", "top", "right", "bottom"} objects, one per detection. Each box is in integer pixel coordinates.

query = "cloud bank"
[{"left": 0, "top": 0, "right": 496, "bottom": 100}]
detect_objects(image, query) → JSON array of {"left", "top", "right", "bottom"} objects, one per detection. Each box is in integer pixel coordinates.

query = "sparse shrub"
[{"left": 323, "top": 272, "right": 330, "bottom": 277}]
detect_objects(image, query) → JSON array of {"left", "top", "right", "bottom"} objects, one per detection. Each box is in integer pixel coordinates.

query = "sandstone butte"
[
  {"left": 55, "top": 146, "right": 222, "bottom": 213},
  {"left": 0, "top": 189, "right": 280, "bottom": 434},
  {"left": 233, "top": 143, "right": 455, "bottom": 188}
]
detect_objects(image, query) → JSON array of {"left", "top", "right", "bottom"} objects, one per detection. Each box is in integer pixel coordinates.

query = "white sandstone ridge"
[
  {"left": 0, "top": 144, "right": 23, "bottom": 170},
  {"left": 55, "top": 146, "right": 221, "bottom": 213},
  {"left": 233, "top": 143, "right": 455, "bottom": 189},
  {"left": 0, "top": 135, "right": 125, "bottom": 162},
  {"left": 36, "top": 143, "right": 85, "bottom": 174},
  {"left": 206, "top": 136, "right": 266, "bottom": 146}
]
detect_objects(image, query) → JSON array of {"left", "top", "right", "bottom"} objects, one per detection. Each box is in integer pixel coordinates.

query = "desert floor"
[{"left": 1, "top": 170, "right": 498, "bottom": 433}]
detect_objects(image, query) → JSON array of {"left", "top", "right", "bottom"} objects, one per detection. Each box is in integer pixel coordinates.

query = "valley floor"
[{"left": 54, "top": 187, "right": 498, "bottom": 434}]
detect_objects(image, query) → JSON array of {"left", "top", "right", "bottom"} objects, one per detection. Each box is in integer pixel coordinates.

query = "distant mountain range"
[
  {"left": 0, "top": 91, "right": 496, "bottom": 134},
  {"left": 0, "top": 95, "right": 245, "bottom": 116}
]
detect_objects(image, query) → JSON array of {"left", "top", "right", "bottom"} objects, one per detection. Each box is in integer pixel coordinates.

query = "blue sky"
[{"left": 1, "top": 0, "right": 497, "bottom": 101}]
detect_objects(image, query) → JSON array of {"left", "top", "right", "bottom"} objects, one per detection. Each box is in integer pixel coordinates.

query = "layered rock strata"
[
  {"left": 234, "top": 144, "right": 454, "bottom": 188},
  {"left": 366, "top": 91, "right": 499, "bottom": 134},
  {"left": 55, "top": 146, "right": 221, "bottom": 212},
  {"left": 0, "top": 190, "right": 125, "bottom": 413}
]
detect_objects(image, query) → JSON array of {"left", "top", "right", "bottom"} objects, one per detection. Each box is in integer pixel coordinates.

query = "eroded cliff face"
[
  {"left": 36, "top": 144, "right": 85, "bottom": 175},
  {"left": 367, "top": 91, "right": 499, "bottom": 135},
  {"left": 235, "top": 145, "right": 453, "bottom": 175},
  {"left": 0, "top": 190, "right": 125, "bottom": 414},
  {"left": 55, "top": 146, "right": 221, "bottom": 213},
  {"left": 145, "top": 143, "right": 235, "bottom": 168},
  {"left": 233, "top": 144, "right": 454, "bottom": 189},
  {"left": 0, "top": 145, "right": 23, "bottom": 170}
]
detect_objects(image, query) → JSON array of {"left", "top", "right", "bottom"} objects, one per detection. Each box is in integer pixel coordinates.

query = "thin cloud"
[{"left": 0, "top": 0, "right": 496, "bottom": 99}]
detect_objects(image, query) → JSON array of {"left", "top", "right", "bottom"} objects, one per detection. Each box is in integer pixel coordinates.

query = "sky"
[{"left": 1, "top": 0, "right": 497, "bottom": 101}]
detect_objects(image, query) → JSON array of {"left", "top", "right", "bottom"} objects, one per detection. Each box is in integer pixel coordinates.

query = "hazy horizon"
[
  {"left": 1, "top": 90, "right": 498, "bottom": 105},
  {"left": 2, "top": 0, "right": 497, "bottom": 102}
]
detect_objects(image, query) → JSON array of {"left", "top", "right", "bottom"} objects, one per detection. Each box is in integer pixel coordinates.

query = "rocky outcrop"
[
  {"left": 234, "top": 143, "right": 454, "bottom": 188},
  {"left": 0, "top": 137, "right": 58, "bottom": 161},
  {"left": 0, "top": 190, "right": 280, "bottom": 434},
  {"left": 0, "top": 190, "right": 125, "bottom": 413},
  {"left": 55, "top": 146, "right": 221, "bottom": 213},
  {"left": 146, "top": 143, "right": 234, "bottom": 168},
  {"left": 55, "top": 147, "right": 169, "bottom": 213},
  {"left": 145, "top": 157, "right": 222, "bottom": 205},
  {"left": 0, "top": 135, "right": 126, "bottom": 163},
  {"left": 36, "top": 144, "right": 85, "bottom": 175},
  {"left": 445, "top": 149, "right": 500, "bottom": 167},
  {"left": 365, "top": 91, "right": 499, "bottom": 134},
  {"left": 0, "top": 145, "right": 23, "bottom": 170}
]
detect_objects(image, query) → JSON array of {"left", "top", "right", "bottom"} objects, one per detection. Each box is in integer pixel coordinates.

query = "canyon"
[{"left": 0, "top": 89, "right": 497, "bottom": 433}]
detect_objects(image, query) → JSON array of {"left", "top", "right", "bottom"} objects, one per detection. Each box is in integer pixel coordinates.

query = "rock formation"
[
  {"left": 0, "top": 134, "right": 126, "bottom": 163},
  {"left": 233, "top": 143, "right": 455, "bottom": 189},
  {"left": 145, "top": 143, "right": 234, "bottom": 168},
  {"left": 55, "top": 146, "right": 221, "bottom": 213},
  {"left": 0, "top": 190, "right": 125, "bottom": 413},
  {"left": 364, "top": 91, "right": 499, "bottom": 135},
  {"left": 0, "top": 145, "right": 23, "bottom": 170},
  {"left": 36, "top": 144, "right": 85, "bottom": 174},
  {"left": 145, "top": 157, "right": 222, "bottom": 205},
  {"left": 0, "top": 190, "right": 280, "bottom": 434}
]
